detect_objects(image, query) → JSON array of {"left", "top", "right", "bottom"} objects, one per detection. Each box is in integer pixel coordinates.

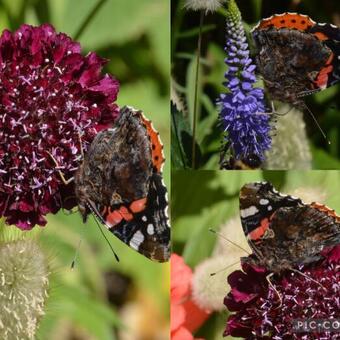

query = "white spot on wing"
[
  {"left": 147, "top": 224, "right": 154, "bottom": 235},
  {"left": 129, "top": 230, "right": 144, "bottom": 250},
  {"left": 240, "top": 206, "right": 259, "bottom": 218},
  {"left": 164, "top": 205, "right": 169, "bottom": 219},
  {"left": 260, "top": 199, "right": 269, "bottom": 205},
  {"left": 142, "top": 215, "right": 147, "bottom": 222}
]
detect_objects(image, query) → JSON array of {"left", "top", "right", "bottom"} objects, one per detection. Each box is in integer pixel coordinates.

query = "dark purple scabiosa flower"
[
  {"left": 0, "top": 24, "right": 119, "bottom": 230},
  {"left": 224, "top": 245, "right": 340, "bottom": 339},
  {"left": 218, "top": 0, "right": 271, "bottom": 162}
]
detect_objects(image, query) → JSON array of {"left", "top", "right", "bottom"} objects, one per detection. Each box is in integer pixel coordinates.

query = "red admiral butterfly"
[
  {"left": 252, "top": 13, "right": 340, "bottom": 106},
  {"left": 75, "top": 106, "right": 170, "bottom": 262},
  {"left": 240, "top": 182, "right": 340, "bottom": 273}
]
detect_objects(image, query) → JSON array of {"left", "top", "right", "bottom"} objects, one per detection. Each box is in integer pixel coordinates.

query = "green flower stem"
[
  {"left": 191, "top": 10, "right": 204, "bottom": 169},
  {"left": 74, "top": 0, "right": 108, "bottom": 41}
]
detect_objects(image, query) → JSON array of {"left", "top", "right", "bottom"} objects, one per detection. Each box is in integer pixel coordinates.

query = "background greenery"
[
  {"left": 0, "top": 0, "right": 170, "bottom": 339},
  {"left": 172, "top": 170, "right": 340, "bottom": 339},
  {"left": 171, "top": 0, "right": 340, "bottom": 169}
]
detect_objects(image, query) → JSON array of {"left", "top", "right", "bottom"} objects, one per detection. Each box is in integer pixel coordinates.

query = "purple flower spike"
[
  {"left": 218, "top": 0, "right": 271, "bottom": 161},
  {"left": 0, "top": 24, "right": 120, "bottom": 229}
]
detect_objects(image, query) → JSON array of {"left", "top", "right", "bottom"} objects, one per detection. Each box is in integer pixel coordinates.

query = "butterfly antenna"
[
  {"left": 209, "top": 228, "right": 251, "bottom": 255},
  {"left": 93, "top": 216, "right": 120, "bottom": 262},
  {"left": 302, "top": 102, "right": 330, "bottom": 144},
  {"left": 210, "top": 260, "right": 240, "bottom": 276},
  {"left": 71, "top": 238, "right": 83, "bottom": 269},
  {"left": 70, "top": 224, "right": 87, "bottom": 269}
]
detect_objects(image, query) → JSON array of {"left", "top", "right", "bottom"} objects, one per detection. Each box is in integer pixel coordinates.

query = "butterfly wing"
[
  {"left": 76, "top": 106, "right": 170, "bottom": 262},
  {"left": 239, "top": 182, "right": 303, "bottom": 240},
  {"left": 308, "top": 23, "right": 340, "bottom": 88},
  {"left": 240, "top": 182, "right": 340, "bottom": 271},
  {"left": 88, "top": 173, "right": 170, "bottom": 262},
  {"left": 251, "top": 13, "right": 337, "bottom": 104},
  {"left": 266, "top": 203, "right": 340, "bottom": 267}
]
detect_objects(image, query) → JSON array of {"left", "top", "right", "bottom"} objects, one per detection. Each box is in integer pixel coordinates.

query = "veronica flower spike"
[{"left": 218, "top": 0, "right": 272, "bottom": 164}]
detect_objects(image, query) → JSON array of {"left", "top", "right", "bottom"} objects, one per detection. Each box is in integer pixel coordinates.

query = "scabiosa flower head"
[
  {"left": 218, "top": 0, "right": 271, "bottom": 162},
  {"left": 224, "top": 245, "right": 340, "bottom": 339},
  {"left": 184, "top": 0, "right": 224, "bottom": 13},
  {"left": 0, "top": 24, "right": 119, "bottom": 230}
]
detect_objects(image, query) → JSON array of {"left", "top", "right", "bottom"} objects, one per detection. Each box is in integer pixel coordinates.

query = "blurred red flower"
[{"left": 171, "top": 254, "right": 211, "bottom": 340}]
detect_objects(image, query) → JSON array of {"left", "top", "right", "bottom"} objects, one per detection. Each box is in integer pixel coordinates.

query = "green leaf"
[
  {"left": 312, "top": 146, "right": 340, "bottom": 169},
  {"left": 59, "top": 0, "right": 167, "bottom": 50},
  {"left": 146, "top": 1, "right": 170, "bottom": 78},
  {"left": 181, "top": 200, "right": 234, "bottom": 267},
  {"left": 32, "top": 0, "right": 51, "bottom": 25},
  {"left": 205, "top": 43, "right": 226, "bottom": 94},
  {"left": 198, "top": 94, "right": 218, "bottom": 145},
  {"left": 196, "top": 312, "right": 229, "bottom": 340},
  {"left": 171, "top": 103, "right": 191, "bottom": 169},
  {"left": 178, "top": 24, "right": 216, "bottom": 39},
  {"left": 38, "top": 280, "right": 121, "bottom": 340},
  {"left": 186, "top": 54, "right": 203, "bottom": 130}
]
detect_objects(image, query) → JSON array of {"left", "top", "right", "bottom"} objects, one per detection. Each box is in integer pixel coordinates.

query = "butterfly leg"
[
  {"left": 266, "top": 272, "right": 282, "bottom": 307},
  {"left": 46, "top": 151, "right": 74, "bottom": 185},
  {"left": 269, "top": 102, "right": 294, "bottom": 116},
  {"left": 77, "top": 131, "right": 84, "bottom": 159},
  {"left": 255, "top": 101, "right": 278, "bottom": 116},
  {"left": 289, "top": 268, "right": 326, "bottom": 291}
]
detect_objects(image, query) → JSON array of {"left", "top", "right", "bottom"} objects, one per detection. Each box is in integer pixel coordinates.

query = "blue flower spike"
[{"left": 218, "top": 0, "right": 272, "bottom": 162}]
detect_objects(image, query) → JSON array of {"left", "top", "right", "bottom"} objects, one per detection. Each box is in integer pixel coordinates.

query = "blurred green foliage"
[
  {"left": 0, "top": 0, "right": 170, "bottom": 339},
  {"left": 172, "top": 0, "right": 340, "bottom": 169}
]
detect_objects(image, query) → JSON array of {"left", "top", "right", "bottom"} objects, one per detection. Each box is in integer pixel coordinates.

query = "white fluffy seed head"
[
  {"left": 184, "top": 0, "right": 224, "bottom": 13},
  {"left": 264, "top": 105, "right": 312, "bottom": 169},
  {"left": 0, "top": 239, "right": 50, "bottom": 339},
  {"left": 213, "top": 216, "right": 251, "bottom": 257},
  {"left": 289, "top": 187, "right": 327, "bottom": 204},
  {"left": 192, "top": 256, "right": 233, "bottom": 311}
]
